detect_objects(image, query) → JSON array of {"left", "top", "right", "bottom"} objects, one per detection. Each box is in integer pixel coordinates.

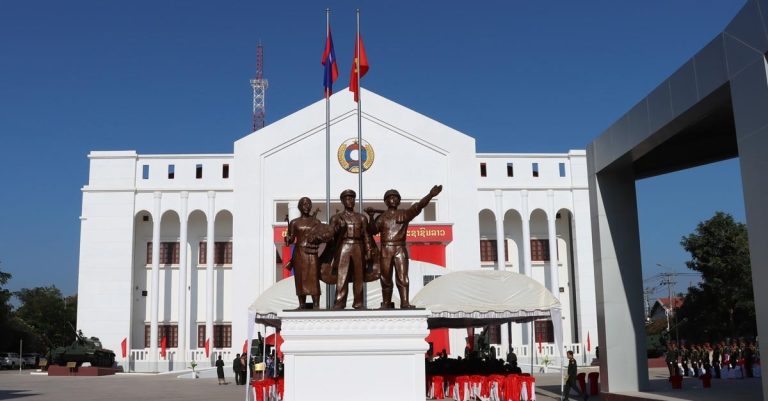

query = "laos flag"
[{"left": 322, "top": 27, "right": 339, "bottom": 97}]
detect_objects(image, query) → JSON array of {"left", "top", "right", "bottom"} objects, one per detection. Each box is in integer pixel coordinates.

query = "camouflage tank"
[{"left": 50, "top": 329, "right": 115, "bottom": 368}]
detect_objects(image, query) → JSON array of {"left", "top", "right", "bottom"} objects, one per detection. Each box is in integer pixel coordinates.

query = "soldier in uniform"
[
  {"left": 712, "top": 342, "right": 722, "bottom": 378},
  {"left": 665, "top": 343, "right": 679, "bottom": 377},
  {"left": 680, "top": 344, "right": 690, "bottom": 376},
  {"left": 564, "top": 350, "right": 588, "bottom": 401},
  {"left": 329, "top": 189, "right": 373, "bottom": 309},
  {"left": 366, "top": 185, "right": 442, "bottom": 309}
]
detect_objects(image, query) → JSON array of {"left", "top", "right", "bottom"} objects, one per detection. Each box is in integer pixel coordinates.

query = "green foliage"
[
  {"left": 14, "top": 286, "right": 77, "bottom": 351},
  {"left": 676, "top": 212, "right": 755, "bottom": 341},
  {"left": 0, "top": 269, "right": 13, "bottom": 350}
]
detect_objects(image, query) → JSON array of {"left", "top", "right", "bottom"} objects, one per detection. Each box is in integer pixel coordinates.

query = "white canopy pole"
[
  {"left": 244, "top": 312, "right": 255, "bottom": 401},
  {"left": 551, "top": 308, "right": 564, "bottom": 401}
]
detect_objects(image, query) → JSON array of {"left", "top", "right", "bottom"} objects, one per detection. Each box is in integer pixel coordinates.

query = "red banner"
[
  {"left": 273, "top": 224, "right": 452, "bottom": 244},
  {"left": 121, "top": 338, "right": 127, "bottom": 358}
]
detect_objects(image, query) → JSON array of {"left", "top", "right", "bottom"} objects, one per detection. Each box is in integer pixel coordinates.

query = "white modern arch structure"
[{"left": 587, "top": 0, "right": 768, "bottom": 397}]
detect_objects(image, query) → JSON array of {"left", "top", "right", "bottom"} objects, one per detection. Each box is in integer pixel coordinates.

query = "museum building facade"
[{"left": 76, "top": 89, "right": 597, "bottom": 371}]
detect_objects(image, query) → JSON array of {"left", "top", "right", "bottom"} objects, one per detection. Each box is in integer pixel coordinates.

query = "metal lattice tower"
[{"left": 251, "top": 43, "right": 268, "bottom": 131}]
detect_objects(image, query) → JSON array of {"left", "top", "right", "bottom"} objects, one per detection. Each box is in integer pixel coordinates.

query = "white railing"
[
  {"left": 497, "top": 342, "right": 596, "bottom": 371},
  {"left": 124, "top": 349, "right": 234, "bottom": 373}
]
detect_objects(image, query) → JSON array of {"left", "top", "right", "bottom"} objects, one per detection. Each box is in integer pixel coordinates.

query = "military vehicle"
[{"left": 50, "top": 328, "right": 115, "bottom": 368}]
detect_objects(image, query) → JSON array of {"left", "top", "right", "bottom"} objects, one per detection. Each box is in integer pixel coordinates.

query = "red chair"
[
  {"left": 251, "top": 379, "right": 268, "bottom": 401},
  {"left": 519, "top": 375, "right": 536, "bottom": 400},
  {"left": 505, "top": 374, "right": 521, "bottom": 401},
  {"left": 576, "top": 372, "right": 587, "bottom": 395},
  {"left": 488, "top": 374, "right": 506, "bottom": 401},
  {"left": 588, "top": 372, "right": 600, "bottom": 395},
  {"left": 429, "top": 375, "right": 445, "bottom": 399}
]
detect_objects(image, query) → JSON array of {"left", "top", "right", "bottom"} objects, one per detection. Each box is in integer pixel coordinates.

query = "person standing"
[
  {"left": 665, "top": 343, "right": 679, "bottom": 377},
  {"left": 564, "top": 350, "right": 588, "bottom": 401},
  {"left": 240, "top": 353, "right": 249, "bottom": 384},
  {"left": 233, "top": 353, "right": 242, "bottom": 385},
  {"left": 712, "top": 342, "right": 722, "bottom": 378},
  {"left": 215, "top": 355, "right": 227, "bottom": 385}
]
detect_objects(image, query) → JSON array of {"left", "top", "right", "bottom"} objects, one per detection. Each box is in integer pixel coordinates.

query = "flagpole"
[
  {"left": 355, "top": 8, "right": 363, "bottom": 215},
  {"left": 325, "top": 8, "right": 331, "bottom": 222},
  {"left": 355, "top": 8, "right": 366, "bottom": 309},
  {"left": 325, "top": 8, "right": 336, "bottom": 309}
]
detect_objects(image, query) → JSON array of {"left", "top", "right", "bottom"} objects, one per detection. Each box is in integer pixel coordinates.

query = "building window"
[
  {"left": 196, "top": 164, "right": 203, "bottom": 179},
  {"left": 199, "top": 242, "right": 233, "bottom": 265},
  {"left": 480, "top": 163, "right": 487, "bottom": 177},
  {"left": 532, "top": 162, "right": 539, "bottom": 177},
  {"left": 507, "top": 163, "right": 514, "bottom": 177},
  {"left": 479, "top": 239, "right": 508, "bottom": 262},
  {"left": 142, "top": 165, "right": 150, "bottom": 179},
  {"left": 487, "top": 324, "right": 502, "bottom": 345},
  {"left": 144, "top": 324, "right": 178, "bottom": 348},
  {"left": 168, "top": 164, "right": 175, "bottom": 179},
  {"left": 198, "top": 324, "right": 231, "bottom": 348},
  {"left": 146, "top": 242, "right": 180, "bottom": 265},
  {"left": 222, "top": 164, "right": 230, "bottom": 179},
  {"left": 423, "top": 275, "right": 441, "bottom": 286},
  {"left": 534, "top": 320, "right": 554, "bottom": 343},
  {"left": 530, "top": 239, "right": 550, "bottom": 262},
  {"left": 559, "top": 162, "right": 566, "bottom": 177}
]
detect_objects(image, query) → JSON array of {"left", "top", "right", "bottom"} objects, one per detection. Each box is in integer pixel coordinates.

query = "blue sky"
[{"left": 0, "top": 1, "right": 747, "bottom": 299}]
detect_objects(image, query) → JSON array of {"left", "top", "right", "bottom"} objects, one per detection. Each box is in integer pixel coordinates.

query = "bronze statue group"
[
  {"left": 285, "top": 185, "right": 442, "bottom": 310},
  {"left": 665, "top": 339, "right": 762, "bottom": 379}
]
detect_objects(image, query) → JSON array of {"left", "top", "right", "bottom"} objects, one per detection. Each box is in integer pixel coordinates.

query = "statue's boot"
[
  {"left": 398, "top": 285, "right": 415, "bottom": 309},
  {"left": 380, "top": 288, "right": 394, "bottom": 309}
]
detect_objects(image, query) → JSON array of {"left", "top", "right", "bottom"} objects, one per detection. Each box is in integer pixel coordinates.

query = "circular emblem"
[{"left": 337, "top": 138, "right": 374, "bottom": 173}]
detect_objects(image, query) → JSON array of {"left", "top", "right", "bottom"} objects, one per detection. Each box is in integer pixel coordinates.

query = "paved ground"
[{"left": 0, "top": 367, "right": 762, "bottom": 400}]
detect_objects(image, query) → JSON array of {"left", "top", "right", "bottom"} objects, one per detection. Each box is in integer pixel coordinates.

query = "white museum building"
[{"left": 76, "top": 89, "right": 598, "bottom": 371}]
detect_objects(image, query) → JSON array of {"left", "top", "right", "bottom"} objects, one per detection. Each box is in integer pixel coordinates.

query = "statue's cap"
[
  {"left": 340, "top": 189, "right": 356, "bottom": 199},
  {"left": 384, "top": 189, "right": 400, "bottom": 201}
]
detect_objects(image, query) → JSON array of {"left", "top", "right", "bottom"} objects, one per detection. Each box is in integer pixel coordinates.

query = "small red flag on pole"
[
  {"left": 587, "top": 332, "right": 591, "bottom": 352},
  {"left": 160, "top": 336, "right": 167, "bottom": 359},
  {"left": 204, "top": 338, "right": 210, "bottom": 358},
  {"left": 121, "top": 338, "right": 127, "bottom": 359},
  {"left": 348, "top": 32, "right": 368, "bottom": 102},
  {"left": 243, "top": 339, "right": 248, "bottom": 354}
]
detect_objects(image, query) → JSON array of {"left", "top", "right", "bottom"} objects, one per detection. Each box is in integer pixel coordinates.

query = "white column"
[
  {"left": 178, "top": 191, "right": 189, "bottom": 362},
  {"left": 206, "top": 191, "right": 215, "bottom": 357},
  {"left": 521, "top": 190, "right": 531, "bottom": 276},
  {"left": 547, "top": 190, "right": 560, "bottom": 299},
  {"left": 494, "top": 190, "right": 505, "bottom": 271},
  {"left": 149, "top": 191, "right": 161, "bottom": 370}
]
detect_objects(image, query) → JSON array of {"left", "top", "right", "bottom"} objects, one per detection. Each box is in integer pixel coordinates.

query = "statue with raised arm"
[
  {"left": 284, "top": 197, "right": 322, "bottom": 309},
  {"left": 366, "top": 185, "right": 442, "bottom": 309},
  {"left": 327, "top": 189, "right": 374, "bottom": 309}
]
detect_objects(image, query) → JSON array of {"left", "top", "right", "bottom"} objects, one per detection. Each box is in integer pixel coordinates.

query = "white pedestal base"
[{"left": 278, "top": 309, "right": 430, "bottom": 401}]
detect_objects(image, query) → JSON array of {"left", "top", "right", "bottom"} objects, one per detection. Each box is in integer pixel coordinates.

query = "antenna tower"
[{"left": 251, "top": 43, "right": 268, "bottom": 131}]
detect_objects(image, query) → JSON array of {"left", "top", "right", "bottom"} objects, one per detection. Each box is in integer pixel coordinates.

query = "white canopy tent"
[
  {"left": 244, "top": 269, "right": 565, "bottom": 400},
  {"left": 411, "top": 270, "right": 561, "bottom": 328}
]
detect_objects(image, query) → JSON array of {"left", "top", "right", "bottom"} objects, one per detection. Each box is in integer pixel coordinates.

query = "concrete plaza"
[{"left": 0, "top": 367, "right": 762, "bottom": 401}]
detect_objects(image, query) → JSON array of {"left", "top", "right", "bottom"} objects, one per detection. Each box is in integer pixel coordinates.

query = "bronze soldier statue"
[
  {"left": 366, "top": 185, "right": 442, "bottom": 309},
  {"left": 284, "top": 197, "right": 322, "bottom": 309},
  {"left": 328, "top": 189, "right": 374, "bottom": 309}
]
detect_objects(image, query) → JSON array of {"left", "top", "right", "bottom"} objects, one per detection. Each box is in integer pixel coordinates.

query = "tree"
[
  {"left": 14, "top": 286, "right": 77, "bottom": 351},
  {"left": 675, "top": 212, "right": 755, "bottom": 341},
  {"left": 0, "top": 267, "right": 14, "bottom": 350}
]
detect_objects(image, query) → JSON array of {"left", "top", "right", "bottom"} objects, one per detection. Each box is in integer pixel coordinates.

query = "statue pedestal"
[{"left": 278, "top": 309, "right": 430, "bottom": 401}]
